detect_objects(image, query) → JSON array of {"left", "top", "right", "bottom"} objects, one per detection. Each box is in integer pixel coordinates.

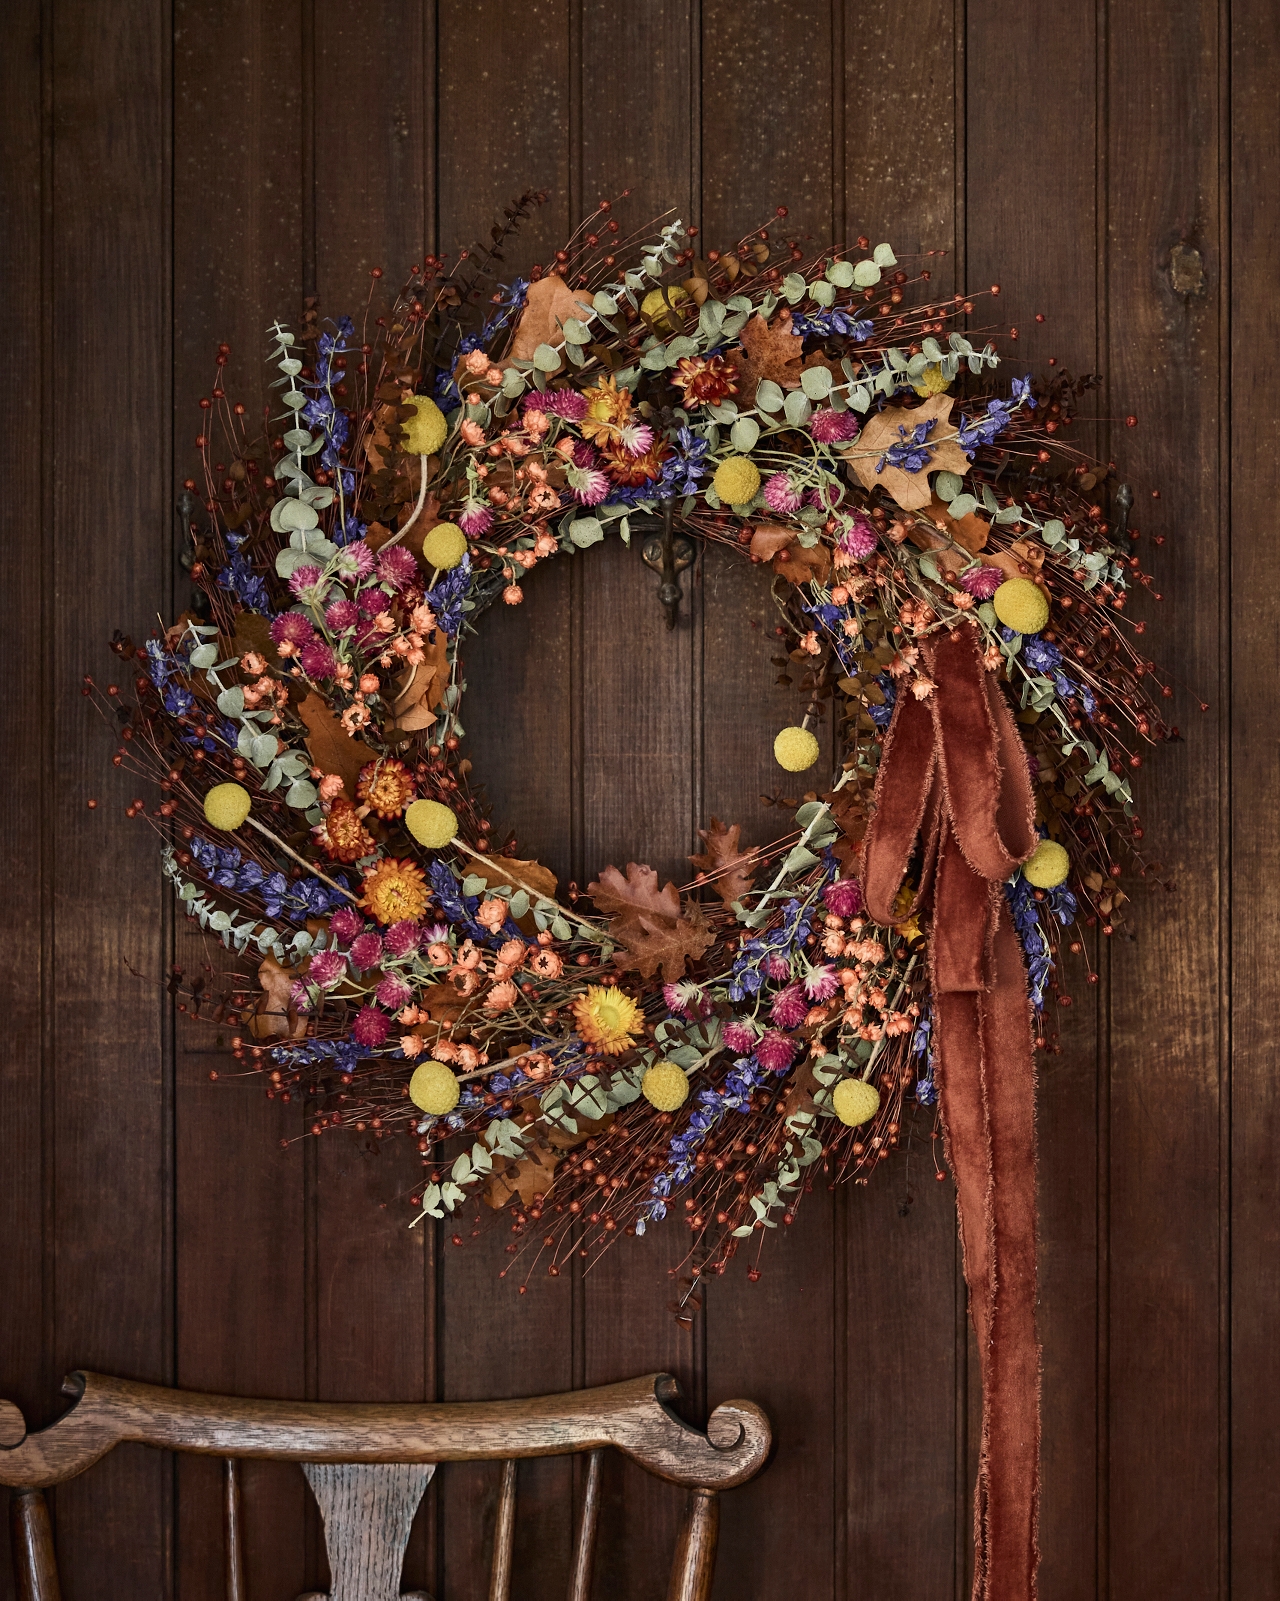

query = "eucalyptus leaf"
[
  {"left": 800, "top": 365, "right": 833, "bottom": 400},
  {"left": 561, "top": 317, "right": 591, "bottom": 345},
  {"left": 783, "top": 389, "right": 812, "bottom": 427},
  {"left": 825, "top": 259, "right": 855, "bottom": 288},
  {"left": 286, "top": 778, "right": 317, "bottom": 809},
  {"left": 569, "top": 517, "right": 605, "bottom": 548},
  {"left": 730, "top": 416, "right": 760, "bottom": 452},
  {"left": 188, "top": 643, "right": 219, "bottom": 669},
  {"left": 532, "top": 343, "right": 562, "bottom": 372},
  {"left": 947, "top": 493, "right": 979, "bottom": 519},
  {"left": 808, "top": 280, "right": 836, "bottom": 308},
  {"left": 250, "top": 733, "right": 279, "bottom": 768},
  {"left": 461, "top": 874, "right": 488, "bottom": 897},
  {"left": 935, "top": 471, "right": 964, "bottom": 503},
  {"left": 216, "top": 686, "right": 245, "bottom": 717},
  {"left": 756, "top": 379, "right": 785, "bottom": 413},
  {"left": 853, "top": 260, "right": 881, "bottom": 288},
  {"left": 872, "top": 242, "right": 897, "bottom": 267}
]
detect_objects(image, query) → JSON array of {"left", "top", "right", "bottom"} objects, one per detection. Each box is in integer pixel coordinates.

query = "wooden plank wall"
[{"left": 0, "top": 3, "right": 1268, "bottom": 1597}]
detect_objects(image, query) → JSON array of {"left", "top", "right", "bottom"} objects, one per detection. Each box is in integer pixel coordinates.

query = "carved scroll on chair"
[{"left": 1, "top": 1370, "right": 771, "bottom": 1601}]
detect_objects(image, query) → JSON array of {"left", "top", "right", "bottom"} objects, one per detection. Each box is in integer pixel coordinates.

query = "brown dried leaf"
[
  {"left": 689, "top": 817, "right": 757, "bottom": 905},
  {"left": 468, "top": 853, "right": 559, "bottom": 935},
  {"left": 733, "top": 312, "right": 805, "bottom": 405},
  {"left": 774, "top": 541, "right": 831, "bottom": 585},
  {"left": 297, "top": 692, "right": 378, "bottom": 799},
  {"left": 386, "top": 628, "right": 451, "bottom": 734},
  {"left": 483, "top": 1140, "right": 561, "bottom": 1209},
  {"left": 749, "top": 523, "right": 796, "bottom": 562},
  {"left": 245, "top": 955, "right": 306, "bottom": 1042},
  {"left": 508, "top": 273, "right": 594, "bottom": 362},
  {"left": 587, "top": 862, "right": 682, "bottom": 927},
  {"left": 845, "top": 394, "right": 971, "bottom": 512},
  {"left": 611, "top": 901, "right": 714, "bottom": 983},
  {"left": 921, "top": 493, "right": 990, "bottom": 555}
]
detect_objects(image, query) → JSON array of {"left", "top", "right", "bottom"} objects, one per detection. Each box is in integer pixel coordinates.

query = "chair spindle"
[
  {"left": 224, "top": 1459, "right": 245, "bottom": 1601},
  {"left": 666, "top": 1487, "right": 719, "bottom": 1601},
  {"left": 566, "top": 1449, "right": 603, "bottom": 1601},
  {"left": 10, "top": 1490, "right": 61, "bottom": 1601},
  {"left": 487, "top": 1459, "right": 517, "bottom": 1601}
]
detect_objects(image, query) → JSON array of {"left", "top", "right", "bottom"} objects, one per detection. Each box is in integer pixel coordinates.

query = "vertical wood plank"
[
  {"left": 695, "top": 10, "right": 841, "bottom": 1599},
  {"left": 435, "top": 10, "right": 577, "bottom": 1601},
  {"left": 837, "top": 6, "right": 963, "bottom": 1597},
  {"left": 965, "top": 9, "right": 1104, "bottom": 1599},
  {"left": 1105, "top": 2, "right": 1225, "bottom": 1596},
  {"left": 170, "top": 4, "right": 312, "bottom": 1598},
  {"left": 46, "top": 1, "right": 173, "bottom": 1596},
  {"left": 1229, "top": 2, "right": 1279, "bottom": 1591}
]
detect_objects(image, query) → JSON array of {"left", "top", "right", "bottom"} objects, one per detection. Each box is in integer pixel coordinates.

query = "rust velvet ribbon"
[{"left": 860, "top": 626, "right": 1041, "bottom": 1601}]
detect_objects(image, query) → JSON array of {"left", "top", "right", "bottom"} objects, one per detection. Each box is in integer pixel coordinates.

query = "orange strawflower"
[
  {"left": 313, "top": 798, "right": 375, "bottom": 864},
  {"left": 359, "top": 857, "right": 431, "bottom": 926},
  {"left": 356, "top": 758, "right": 417, "bottom": 819}
]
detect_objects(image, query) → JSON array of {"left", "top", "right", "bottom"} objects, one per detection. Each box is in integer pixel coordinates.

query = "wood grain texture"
[
  {"left": 1106, "top": 2, "right": 1225, "bottom": 1596},
  {"left": 1228, "top": 2, "right": 1280, "bottom": 1594},
  {"left": 8, "top": 1494, "right": 60, "bottom": 1601},
  {"left": 303, "top": 1461, "right": 434, "bottom": 1601}
]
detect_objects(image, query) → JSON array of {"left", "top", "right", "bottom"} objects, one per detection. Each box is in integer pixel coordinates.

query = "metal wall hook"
[
  {"left": 640, "top": 498, "right": 696, "bottom": 630},
  {"left": 1113, "top": 481, "right": 1133, "bottom": 541}
]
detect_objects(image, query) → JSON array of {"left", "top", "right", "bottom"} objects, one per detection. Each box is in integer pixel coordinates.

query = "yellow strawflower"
[{"left": 571, "top": 985, "right": 643, "bottom": 1056}]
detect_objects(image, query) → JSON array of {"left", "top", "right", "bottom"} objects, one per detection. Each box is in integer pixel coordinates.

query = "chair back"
[{"left": 2, "top": 1369, "right": 771, "bottom": 1601}]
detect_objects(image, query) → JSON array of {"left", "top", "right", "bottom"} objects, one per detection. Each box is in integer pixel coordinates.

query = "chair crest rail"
[{"left": 0, "top": 1370, "right": 770, "bottom": 1492}]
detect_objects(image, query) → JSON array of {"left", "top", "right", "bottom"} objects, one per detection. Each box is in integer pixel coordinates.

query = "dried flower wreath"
[{"left": 97, "top": 190, "right": 1176, "bottom": 1597}]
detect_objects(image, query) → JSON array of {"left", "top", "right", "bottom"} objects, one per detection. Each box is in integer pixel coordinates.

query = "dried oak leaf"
[
  {"left": 844, "top": 394, "right": 971, "bottom": 512},
  {"left": 508, "top": 273, "right": 595, "bottom": 363},
  {"left": 297, "top": 692, "right": 378, "bottom": 799},
  {"left": 386, "top": 628, "right": 451, "bottom": 734},
  {"left": 245, "top": 955, "right": 307, "bottom": 1042},
  {"left": 689, "top": 817, "right": 757, "bottom": 905},
  {"left": 468, "top": 853, "right": 558, "bottom": 935},
  {"left": 484, "top": 1138, "right": 561, "bottom": 1210},
  {"left": 774, "top": 541, "right": 831, "bottom": 585},
  {"left": 732, "top": 312, "right": 805, "bottom": 405},
  {"left": 587, "top": 862, "right": 714, "bottom": 983},
  {"left": 920, "top": 493, "right": 990, "bottom": 556}
]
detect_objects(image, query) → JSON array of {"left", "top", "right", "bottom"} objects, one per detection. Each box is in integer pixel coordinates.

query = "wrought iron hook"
[{"left": 639, "top": 498, "right": 696, "bottom": 629}]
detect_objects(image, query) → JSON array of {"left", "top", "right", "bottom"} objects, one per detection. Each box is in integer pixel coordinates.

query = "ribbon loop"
[{"left": 859, "top": 624, "right": 1041, "bottom": 1601}]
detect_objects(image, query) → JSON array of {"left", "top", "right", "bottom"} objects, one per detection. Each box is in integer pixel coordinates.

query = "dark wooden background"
[{"left": 1, "top": 2, "right": 1274, "bottom": 1596}]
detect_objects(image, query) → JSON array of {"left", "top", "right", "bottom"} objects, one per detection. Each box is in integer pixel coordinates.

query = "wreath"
[{"left": 96, "top": 191, "right": 1175, "bottom": 1597}]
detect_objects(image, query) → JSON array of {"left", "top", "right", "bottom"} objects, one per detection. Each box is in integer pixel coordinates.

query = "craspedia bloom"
[
  {"left": 421, "top": 522, "right": 468, "bottom": 571},
  {"left": 642, "top": 1061, "right": 689, "bottom": 1111},
  {"left": 404, "top": 798, "right": 458, "bottom": 849},
  {"left": 358, "top": 857, "right": 431, "bottom": 926},
  {"left": 833, "top": 1078, "right": 880, "bottom": 1127},
  {"left": 313, "top": 797, "right": 375, "bottom": 863},
  {"left": 640, "top": 285, "right": 688, "bottom": 332},
  {"left": 671, "top": 353, "right": 739, "bottom": 409},
  {"left": 1023, "top": 838, "right": 1070, "bottom": 889},
  {"left": 400, "top": 394, "right": 448, "bottom": 455},
  {"left": 571, "top": 985, "right": 643, "bottom": 1056},
  {"left": 409, "top": 1059, "right": 460, "bottom": 1117},
  {"left": 993, "top": 577, "right": 1049, "bottom": 636},
  {"left": 357, "top": 757, "right": 417, "bottom": 820},
  {"left": 774, "top": 726, "right": 820, "bottom": 772},
  {"left": 203, "top": 782, "right": 251, "bottom": 831},
  {"left": 713, "top": 455, "right": 761, "bottom": 507}
]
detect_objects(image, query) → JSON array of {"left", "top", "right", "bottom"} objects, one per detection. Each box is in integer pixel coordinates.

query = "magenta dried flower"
[
  {"left": 459, "top": 504, "right": 493, "bottom": 537},
  {"left": 299, "top": 640, "right": 337, "bottom": 679},
  {"left": 349, "top": 931, "right": 384, "bottom": 970},
  {"left": 770, "top": 983, "right": 809, "bottom": 1029},
  {"left": 765, "top": 953, "right": 792, "bottom": 981},
  {"left": 823, "top": 878, "right": 863, "bottom": 918},
  {"left": 328, "top": 906, "right": 363, "bottom": 944},
  {"left": 837, "top": 514, "right": 878, "bottom": 561},
  {"left": 269, "top": 612, "right": 316, "bottom": 649},
  {"left": 377, "top": 546, "right": 418, "bottom": 591},
  {"left": 722, "top": 1019, "right": 758, "bottom": 1054},
  {"left": 959, "top": 565, "right": 1002, "bottom": 600},
  {"left": 383, "top": 920, "right": 421, "bottom": 957},
  {"left": 307, "top": 949, "right": 346, "bottom": 989},
  {"left": 763, "top": 472, "right": 803, "bottom": 516},
  {"left": 810, "top": 408, "right": 859, "bottom": 444},
  {"left": 324, "top": 597, "right": 359, "bottom": 633},
  {"left": 755, "top": 1031, "right": 798, "bottom": 1073},
  {"left": 804, "top": 964, "right": 839, "bottom": 1001},
  {"left": 351, "top": 1006, "right": 391, "bottom": 1047},
  {"left": 375, "top": 973, "right": 412, "bottom": 1010}
]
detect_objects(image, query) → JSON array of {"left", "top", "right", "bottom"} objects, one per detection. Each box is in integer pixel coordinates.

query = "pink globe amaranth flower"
[
  {"left": 383, "top": 920, "right": 421, "bottom": 958},
  {"left": 347, "top": 542, "right": 377, "bottom": 580},
  {"left": 375, "top": 973, "right": 412, "bottom": 1010},
  {"left": 763, "top": 472, "right": 803, "bottom": 516},
  {"left": 289, "top": 980, "right": 313, "bottom": 1015},
  {"left": 722, "top": 1019, "right": 758, "bottom": 1055},
  {"left": 328, "top": 906, "right": 363, "bottom": 944},
  {"left": 663, "top": 980, "right": 710, "bottom": 1020},
  {"left": 324, "top": 597, "right": 359, "bottom": 633},
  {"left": 458, "top": 504, "right": 493, "bottom": 537},
  {"left": 307, "top": 949, "right": 346, "bottom": 989},
  {"left": 810, "top": 407, "right": 860, "bottom": 444},
  {"left": 960, "top": 565, "right": 1003, "bottom": 600},
  {"left": 569, "top": 467, "right": 610, "bottom": 506},
  {"left": 807, "top": 482, "right": 839, "bottom": 510},
  {"left": 527, "top": 388, "right": 588, "bottom": 422},
  {"left": 299, "top": 640, "right": 337, "bottom": 679},
  {"left": 287, "top": 563, "right": 324, "bottom": 599},
  {"left": 349, "top": 931, "right": 384, "bottom": 970},
  {"left": 377, "top": 545, "right": 418, "bottom": 591},
  {"left": 755, "top": 1031, "right": 798, "bottom": 1074},
  {"left": 770, "top": 983, "right": 809, "bottom": 1029},
  {"left": 621, "top": 422, "right": 655, "bottom": 457},
  {"left": 351, "top": 1006, "right": 391, "bottom": 1048},
  {"left": 823, "top": 878, "right": 863, "bottom": 918},
  {"left": 804, "top": 964, "right": 839, "bottom": 1001},
  {"left": 838, "top": 515, "right": 878, "bottom": 561},
  {"left": 270, "top": 611, "right": 316, "bottom": 649},
  {"left": 765, "top": 953, "right": 792, "bottom": 982}
]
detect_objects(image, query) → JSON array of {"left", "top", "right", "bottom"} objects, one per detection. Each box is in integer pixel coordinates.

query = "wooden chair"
[{"left": 1, "top": 1370, "right": 771, "bottom": 1601}]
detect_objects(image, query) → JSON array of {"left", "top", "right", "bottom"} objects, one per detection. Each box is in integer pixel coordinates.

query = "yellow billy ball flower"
[
  {"left": 1023, "top": 838, "right": 1070, "bottom": 889},
  {"left": 421, "top": 522, "right": 468, "bottom": 571},
  {"left": 640, "top": 286, "right": 689, "bottom": 332},
  {"left": 833, "top": 1078, "right": 880, "bottom": 1128},
  {"left": 404, "top": 799, "right": 459, "bottom": 850},
  {"left": 992, "top": 577, "right": 1049, "bottom": 636},
  {"left": 642, "top": 1061, "right": 690, "bottom": 1112},
  {"left": 400, "top": 394, "right": 448, "bottom": 455},
  {"left": 409, "top": 1059, "right": 461, "bottom": 1117},
  {"left": 713, "top": 455, "right": 761, "bottom": 508},
  {"left": 203, "top": 782, "right": 252, "bottom": 831},
  {"left": 774, "top": 726, "right": 820, "bottom": 772}
]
